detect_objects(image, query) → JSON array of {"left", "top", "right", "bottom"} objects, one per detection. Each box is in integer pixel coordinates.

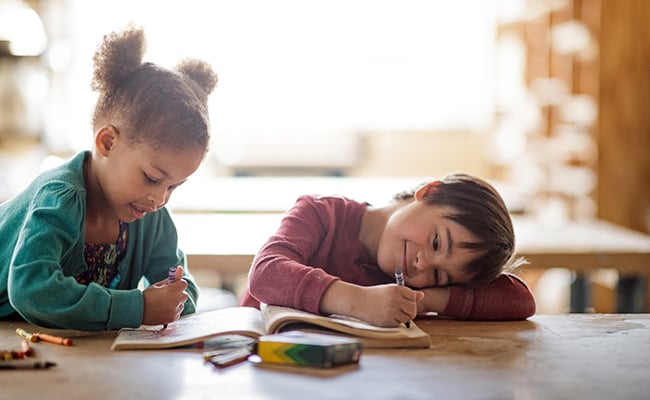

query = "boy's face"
[
  {"left": 376, "top": 201, "right": 480, "bottom": 288},
  {"left": 96, "top": 132, "right": 203, "bottom": 223}
]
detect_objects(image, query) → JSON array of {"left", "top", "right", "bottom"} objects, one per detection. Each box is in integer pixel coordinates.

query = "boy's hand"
[
  {"left": 141, "top": 266, "right": 188, "bottom": 326},
  {"left": 357, "top": 284, "right": 425, "bottom": 327},
  {"left": 320, "top": 281, "right": 424, "bottom": 327}
]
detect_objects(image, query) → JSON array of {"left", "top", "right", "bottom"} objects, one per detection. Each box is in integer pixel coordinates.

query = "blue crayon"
[{"left": 394, "top": 268, "right": 410, "bottom": 328}]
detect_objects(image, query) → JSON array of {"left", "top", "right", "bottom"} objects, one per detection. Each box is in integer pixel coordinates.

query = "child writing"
[
  {"left": 240, "top": 174, "right": 536, "bottom": 326},
  {"left": 0, "top": 24, "right": 218, "bottom": 331}
]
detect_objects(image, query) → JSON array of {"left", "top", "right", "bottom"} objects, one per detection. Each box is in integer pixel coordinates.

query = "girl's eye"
[{"left": 432, "top": 233, "right": 439, "bottom": 251}]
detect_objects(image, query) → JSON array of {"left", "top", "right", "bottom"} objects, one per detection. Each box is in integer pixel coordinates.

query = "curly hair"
[
  {"left": 90, "top": 24, "right": 218, "bottom": 153},
  {"left": 393, "top": 173, "right": 526, "bottom": 287}
]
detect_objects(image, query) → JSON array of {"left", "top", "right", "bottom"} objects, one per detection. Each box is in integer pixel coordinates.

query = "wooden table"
[
  {"left": 173, "top": 213, "right": 650, "bottom": 312},
  {"left": 2, "top": 314, "right": 649, "bottom": 400}
]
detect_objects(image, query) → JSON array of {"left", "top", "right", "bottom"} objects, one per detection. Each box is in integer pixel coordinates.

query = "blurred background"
[{"left": 1, "top": 0, "right": 648, "bottom": 312}]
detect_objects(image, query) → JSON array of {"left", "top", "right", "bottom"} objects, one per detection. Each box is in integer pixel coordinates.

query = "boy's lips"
[{"left": 402, "top": 240, "right": 408, "bottom": 276}]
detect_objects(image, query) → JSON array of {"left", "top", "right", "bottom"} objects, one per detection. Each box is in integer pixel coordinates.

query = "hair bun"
[
  {"left": 176, "top": 59, "right": 218, "bottom": 95},
  {"left": 91, "top": 23, "right": 146, "bottom": 93}
]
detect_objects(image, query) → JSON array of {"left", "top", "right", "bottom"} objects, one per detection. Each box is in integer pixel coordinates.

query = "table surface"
[{"left": 2, "top": 314, "right": 649, "bottom": 400}]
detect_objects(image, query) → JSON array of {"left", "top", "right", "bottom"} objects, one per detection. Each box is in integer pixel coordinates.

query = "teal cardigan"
[{"left": 0, "top": 151, "right": 198, "bottom": 330}]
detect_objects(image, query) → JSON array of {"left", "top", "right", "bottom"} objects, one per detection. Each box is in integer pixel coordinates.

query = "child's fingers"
[
  {"left": 174, "top": 265, "right": 183, "bottom": 280},
  {"left": 396, "top": 285, "right": 424, "bottom": 302}
]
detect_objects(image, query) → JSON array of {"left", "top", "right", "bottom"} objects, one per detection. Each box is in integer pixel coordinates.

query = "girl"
[
  {"left": 241, "top": 174, "right": 535, "bottom": 327},
  {"left": 0, "top": 24, "right": 218, "bottom": 331}
]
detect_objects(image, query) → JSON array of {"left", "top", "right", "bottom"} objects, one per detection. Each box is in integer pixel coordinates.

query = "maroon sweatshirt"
[{"left": 240, "top": 195, "right": 535, "bottom": 321}]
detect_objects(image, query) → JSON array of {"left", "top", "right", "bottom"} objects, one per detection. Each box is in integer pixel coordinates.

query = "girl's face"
[
  {"left": 93, "top": 126, "right": 203, "bottom": 223},
  {"left": 376, "top": 200, "right": 480, "bottom": 288}
]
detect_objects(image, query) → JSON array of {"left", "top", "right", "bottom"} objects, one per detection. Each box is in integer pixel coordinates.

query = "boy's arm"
[{"left": 419, "top": 273, "right": 536, "bottom": 321}]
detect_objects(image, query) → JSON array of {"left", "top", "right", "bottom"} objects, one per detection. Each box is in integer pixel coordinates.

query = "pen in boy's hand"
[
  {"left": 394, "top": 268, "right": 410, "bottom": 328},
  {"left": 163, "top": 266, "right": 177, "bottom": 330}
]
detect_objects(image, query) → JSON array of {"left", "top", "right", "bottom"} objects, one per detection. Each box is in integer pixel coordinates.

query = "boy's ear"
[
  {"left": 95, "top": 125, "right": 120, "bottom": 156},
  {"left": 414, "top": 181, "right": 442, "bottom": 201}
]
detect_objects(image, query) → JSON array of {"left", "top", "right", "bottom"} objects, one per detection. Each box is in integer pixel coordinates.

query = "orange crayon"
[{"left": 34, "top": 332, "right": 73, "bottom": 346}]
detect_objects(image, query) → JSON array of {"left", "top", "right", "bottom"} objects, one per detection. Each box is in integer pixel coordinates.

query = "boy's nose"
[{"left": 414, "top": 251, "right": 433, "bottom": 272}]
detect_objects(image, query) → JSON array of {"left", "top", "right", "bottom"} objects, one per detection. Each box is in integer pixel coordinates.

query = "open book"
[{"left": 111, "top": 305, "right": 432, "bottom": 350}]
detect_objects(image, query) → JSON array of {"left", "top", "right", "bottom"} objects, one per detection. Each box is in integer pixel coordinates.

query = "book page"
[
  {"left": 111, "top": 306, "right": 265, "bottom": 350},
  {"left": 260, "top": 304, "right": 431, "bottom": 348}
]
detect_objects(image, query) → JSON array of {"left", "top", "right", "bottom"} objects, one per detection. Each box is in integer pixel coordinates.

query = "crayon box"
[{"left": 254, "top": 331, "right": 362, "bottom": 368}]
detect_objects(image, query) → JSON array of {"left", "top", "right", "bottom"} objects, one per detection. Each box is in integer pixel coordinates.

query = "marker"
[
  {"left": 163, "top": 266, "right": 177, "bottom": 329},
  {"left": 33, "top": 333, "right": 73, "bottom": 346},
  {"left": 0, "top": 360, "right": 57, "bottom": 370},
  {"left": 15, "top": 328, "right": 37, "bottom": 343},
  {"left": 394, "top": 268, "right": 410, "bottom": 328}
]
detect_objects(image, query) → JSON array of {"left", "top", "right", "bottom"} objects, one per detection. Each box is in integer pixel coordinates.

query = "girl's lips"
[{"left": 130, "top": 204, "right": 148, "bottom": 220}]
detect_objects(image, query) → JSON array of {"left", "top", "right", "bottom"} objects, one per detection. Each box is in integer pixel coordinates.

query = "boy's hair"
[
  {"left": 393, "top": 173, "right": 526, "bottom": 287},
  {"left": 90, "top": 24, "right": 218, "bottom": 153}
]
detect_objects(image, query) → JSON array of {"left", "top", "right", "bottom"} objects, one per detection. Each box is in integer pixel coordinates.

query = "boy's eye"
[
  {"left": 145, "top": 174, "right": 160, "bottom": 184},
  {"left": 432, "top": 233, "right": 439, "bottom": 251}
]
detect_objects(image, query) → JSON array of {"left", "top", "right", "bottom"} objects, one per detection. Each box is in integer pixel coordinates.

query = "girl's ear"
[
  {"left": 414, "top": 180, "right": 442, "bottom": 201},
  {"left": 94, "top": 125, "right": 120, "bottom": 156}
]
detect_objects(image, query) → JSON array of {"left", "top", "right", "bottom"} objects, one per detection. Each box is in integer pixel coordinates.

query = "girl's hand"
[{"left": 141, "top": 266, "right": 188, "bottom": 326}]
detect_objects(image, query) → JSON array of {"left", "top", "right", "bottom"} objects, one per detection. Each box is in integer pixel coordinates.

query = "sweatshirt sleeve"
[
  {"left": 440, "top": 273, "right": 536, "bottom": 320},
  {"left": 7, "top": 181, "right": 146, "bottom": 330},
  {"left": 245, "top": 196, "right": 340, "bottom": 314}
]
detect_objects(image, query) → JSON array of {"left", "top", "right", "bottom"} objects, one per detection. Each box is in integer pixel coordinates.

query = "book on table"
[{"left": 110, "top": 304, "right": 432, "bottom": 351}]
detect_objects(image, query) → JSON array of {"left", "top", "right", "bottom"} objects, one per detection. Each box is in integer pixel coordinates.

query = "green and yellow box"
[{"left": 255, "top": 331, "right": 362, "bottom": 368}]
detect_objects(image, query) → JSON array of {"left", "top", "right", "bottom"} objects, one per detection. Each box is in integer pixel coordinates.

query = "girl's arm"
[{"left": 418, "top": 273, "right": 536, "bottom": 320}]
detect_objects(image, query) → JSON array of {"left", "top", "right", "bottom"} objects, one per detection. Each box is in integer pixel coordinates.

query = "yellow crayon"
[{"left": 15, "top": 328, "right": 38, "bottom": 343}]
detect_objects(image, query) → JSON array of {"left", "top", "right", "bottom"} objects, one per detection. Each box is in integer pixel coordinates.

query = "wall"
[
  {"left": 598, "top": 0, "right": 650, "bottom": 233},
  {"left": 349, "top": 130, "right": 490, "bottom": 179}
]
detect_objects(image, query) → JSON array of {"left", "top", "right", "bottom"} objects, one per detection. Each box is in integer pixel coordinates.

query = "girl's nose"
[{"left": 149, "top": 188, "right": 170, "bottom": 210}]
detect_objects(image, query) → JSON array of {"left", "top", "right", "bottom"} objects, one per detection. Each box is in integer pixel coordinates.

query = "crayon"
[
  {"left": 394, "top": 268, "right": 410, "bottom": 328},
  {"left": 163, "top": 266, "right": 177, "bottom": 329},
  {"left": 33, "top": 333, "right": 73, "bottom": 346},
  {"left": 1, "top": 350, "right": 22, "bottom": 361},
  {"left": 0, "top": 360, "right": 57, "bottom": 370},
  {"left": 20, "top": 340, "right": 33, "bottom": 357},
  {"left": 207, "top": 347, "right": 252, "bottom": 369},
  {"left": 15, "top": 328, "right": 38, "bottom": 343}
]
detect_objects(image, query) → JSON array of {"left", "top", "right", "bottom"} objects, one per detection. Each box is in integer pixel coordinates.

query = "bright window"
[{"left": 45, "top": 0, "right": 498, "bottom": 156}]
